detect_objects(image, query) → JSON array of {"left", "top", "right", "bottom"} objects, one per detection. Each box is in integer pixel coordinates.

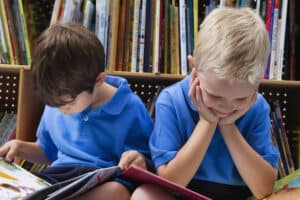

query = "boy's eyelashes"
[{"left": 205, "top": 90, "right": 249, "bottom": 102}]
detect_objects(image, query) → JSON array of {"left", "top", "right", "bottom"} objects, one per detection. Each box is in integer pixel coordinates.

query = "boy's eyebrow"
[{"left": 203, "top": 88, "right": 221, "bottom": 97}]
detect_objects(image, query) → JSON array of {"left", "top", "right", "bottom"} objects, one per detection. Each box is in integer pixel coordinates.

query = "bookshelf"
[{"left": 0, "top": 64, "right": 43, "bottom": 142}]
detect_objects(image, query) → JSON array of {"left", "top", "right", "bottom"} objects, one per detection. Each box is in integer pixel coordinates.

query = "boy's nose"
[{"left": 216, "top": 102, "right": 236, "bottom": 113}]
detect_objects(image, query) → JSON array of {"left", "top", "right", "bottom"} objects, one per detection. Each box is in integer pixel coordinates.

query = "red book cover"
[{"left": 122, "top": 166, "right": 211, "bottom": 200}]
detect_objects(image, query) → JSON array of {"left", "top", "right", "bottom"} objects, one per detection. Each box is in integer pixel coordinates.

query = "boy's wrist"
[
  {"left": 198, "top": 117, "right": 218, "bottom": 129},
  {"left": 218, "top": 124, "right": 236, "bottom": 134},
  {"left": 199, "top": 115, "right": 218, "bottom": 126}
]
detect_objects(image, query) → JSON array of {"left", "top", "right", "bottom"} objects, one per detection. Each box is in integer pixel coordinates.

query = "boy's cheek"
[{"left": 202, "top": 95, "right": 215, "bottom": 108}]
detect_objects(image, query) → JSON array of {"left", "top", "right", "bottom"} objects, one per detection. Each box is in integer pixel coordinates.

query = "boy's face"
[
  {"left": 197, "top": 71, "right": 258, "bottom": 118},
  {"left": 58, "top": 91, "right": 93, "bottom": 115}
]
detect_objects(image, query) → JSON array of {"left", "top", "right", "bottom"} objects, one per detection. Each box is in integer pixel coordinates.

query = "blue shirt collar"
[
  {"left": 99, "top": 75, "right": 131, "bottom": 115},
  {"left": 180, "top": 75, "right": 198, "bottom": 112}
]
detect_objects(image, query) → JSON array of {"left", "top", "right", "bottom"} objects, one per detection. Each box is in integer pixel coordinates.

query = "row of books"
[
  {"left": 48, "top": 0, "right": 289, "bottom": 78},
  {"left": 0, "top": 0, "right": 31, "bottom": 65},
  {"left": 269, "top": 100, "right": 295, "bottom": 178},
  {"left": 0, "top": 0, "right": 290, "bottom": 79},
  {"left": 0, "top": 0, "right": 53, "bottom": 65}
]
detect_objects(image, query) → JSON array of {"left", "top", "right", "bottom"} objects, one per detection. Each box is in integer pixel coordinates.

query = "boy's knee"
[{"left": 131, "top": 184, "right": 175, "bottom": 200}]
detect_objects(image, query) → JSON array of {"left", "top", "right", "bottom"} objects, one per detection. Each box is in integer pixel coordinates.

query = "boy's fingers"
[
  {"left": 187, "top": 55, "right": 195, "bottom": 70},
  {"left": 119, "top": 151, "right": 139, "bottom": 170},
  {"left": 189, "top": 79, "right": 199, "bottom": 104},
  {"left": 0, "top": 144, "right": 9, "bottom": 157},
  {"left": 6, "top": 149, "right": 15, "bottom": 162},
  {"left": 188, "top": 78, "right": 196, "bottom": 96}
]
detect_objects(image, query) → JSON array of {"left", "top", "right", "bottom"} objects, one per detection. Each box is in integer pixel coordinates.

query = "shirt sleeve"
[
  {"left": 246, "top": 96, "right": 280, "bottom": 168},
  {"left": 149, "top": 90, "right": 185, "bottom": 168},
  {"left": 36, "top": 107, "right": 58, "bottom": 163},
  {"left": 123, "top": 96, "right": 153, "bottom": 160}
]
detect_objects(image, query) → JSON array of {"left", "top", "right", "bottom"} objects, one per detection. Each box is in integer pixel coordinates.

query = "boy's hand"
[
  {"left": 189, "top": 68, "right": 218, "bottom": 124},
  {"left": 0, "top": 140, "right": 22, "bottom": 162},
  {"left": 118, "top": 150, "right": 146, "bottom": 170},
  {"left": 219, "top": 92, "right": 257, "bottom": 125}
]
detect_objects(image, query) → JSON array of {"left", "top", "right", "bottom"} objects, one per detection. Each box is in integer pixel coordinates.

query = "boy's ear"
[
  {"left": 188, "top": 55, "right": 195, "bottom": 71},
  {"left": 95, "top": 72, "right": 106, "bottom": 87}
]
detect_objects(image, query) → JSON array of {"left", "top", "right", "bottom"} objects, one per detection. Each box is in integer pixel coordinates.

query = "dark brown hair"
[{"left": 31, "top": 23, "right": 105, "bottom": 106}]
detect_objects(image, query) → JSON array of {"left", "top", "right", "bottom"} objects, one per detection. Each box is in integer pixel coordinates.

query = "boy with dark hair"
[{"left": 0, "top": 23, "right": 153, "bottom": 199}]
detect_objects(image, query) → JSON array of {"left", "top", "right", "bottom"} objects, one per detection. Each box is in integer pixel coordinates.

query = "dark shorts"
[
  {"left": 187, "top": 179, "right": 252, "bottom": 200},
  {"left": 35, "top": 166, "right": 137, "bottom": 193}
]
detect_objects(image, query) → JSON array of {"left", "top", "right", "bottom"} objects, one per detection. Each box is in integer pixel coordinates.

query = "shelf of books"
[{"left": 1, "top": 0, "right": 292, "bottom": 78}]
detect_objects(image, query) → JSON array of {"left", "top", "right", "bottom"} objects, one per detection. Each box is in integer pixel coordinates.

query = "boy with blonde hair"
[{"left": 131, "top": 7, "right": 279, "bottom": 200}]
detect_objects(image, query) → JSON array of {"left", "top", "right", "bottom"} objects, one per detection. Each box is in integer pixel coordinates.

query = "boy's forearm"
[
  {"left": 18, "top": 141, "right": 50, "bottom": 164},
  {"left": 158, "top": 119, "right": 217, "bottom": 186},
  {"left": 219, "top": 124, "right": 277, "bottom": 199}
]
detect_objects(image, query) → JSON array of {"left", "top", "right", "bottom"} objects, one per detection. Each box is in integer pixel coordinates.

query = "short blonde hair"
[{"left": 193, "top": 7, "right": 270, "bottom": 84}]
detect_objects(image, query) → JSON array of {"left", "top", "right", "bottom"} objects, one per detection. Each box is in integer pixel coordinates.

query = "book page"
[
  {"left": 46, "top": 166, "right": 121, "bottom": 200},
  {"left": 0, "top": 158, "right": 50, "bottom": 199}
]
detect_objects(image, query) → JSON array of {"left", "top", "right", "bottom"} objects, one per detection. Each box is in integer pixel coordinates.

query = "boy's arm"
[
  {"left": 0, "top": 140, "right": 50, "bottom": 164},
  {"left": 157, "top": 119, "right": 217, "bottom": 187},
  {"left": 219, "top": 124, "right": 277, "bottom": 199},
  {"left": 156, "top": 68, "right": 219, "bottom": 187}
]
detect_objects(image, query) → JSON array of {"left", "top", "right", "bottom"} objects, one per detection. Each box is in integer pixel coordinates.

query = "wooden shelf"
[
  {"left": 0, "top": 64, "right": 29, "bottom": 72},
  {"left": 107, "top": 71, "right": 186, "bottom": 81}
]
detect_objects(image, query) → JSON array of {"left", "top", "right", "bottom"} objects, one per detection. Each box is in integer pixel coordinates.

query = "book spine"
[
  {"left": 124, "top": 0, "right": 135, "bottom": 71},
  {"left": 96, "top": 0, "right": 110, "bottom": 55},
  {"left": 138, "top": 0, "right": 147, "bottom": 72},
  {"left": 179, "top": 0, "right": 187, "bottom": 75},
  {"left": 4, "top": 0, "right": 19, "bottom": 64},
  {"left": 152, "top": 0, "right": 161, "bottom": 73},
  {"left": 18, "top": 0, "right": 31, "bottom": 64},
  {"left": 131, "top": 0, "right": 141, "bottom": 72},
  {"left": 193, "top": 0, "right": 198, "bottom": 44},
  {"left": 163, "top": 0, "right": 170, "bottom": 73},
  {"left": 12, "top": 0, "right": 27, "bottom": 64},
  {"left": 50, "top": 0, "right": 62, "bottom": 25},
  {"left": 107, "top": 0, "right": 120, "bottom": 72},
  {"left": 0, "top": 1, "right": 13, "bottom": 64},
  {"left": 82, "top": 0, "right": 95, "bottom": 29},
  {"left": 256, "top": 0, "right": 261, "bottom": 14},
  {"left": 277, "top": 0, "right": 287, "bottom": 80},
  {"left": 269, "top": 0, "right": 279, "bottom": 80},
  {"left": 0, "top": 15, "right": 9, "bottom": 63},
  {"left": 115, "top": 0, "right": 126, "bottom": 71},
  {"left": 143, "top": 0, "right": 152, "bottom": 72}
]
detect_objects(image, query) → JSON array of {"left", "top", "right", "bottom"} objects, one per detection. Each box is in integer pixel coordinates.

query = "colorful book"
[
  {"left": 0, "top": 158, "right": 50, "bottom": 199},
  {"left": 123, "top": 166, "right": 211, "bottom": 200}
]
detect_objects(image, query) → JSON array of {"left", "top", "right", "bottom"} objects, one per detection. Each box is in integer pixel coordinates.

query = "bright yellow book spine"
[{"left": 193, "top": 0, "right": 198, "bottom": 45}]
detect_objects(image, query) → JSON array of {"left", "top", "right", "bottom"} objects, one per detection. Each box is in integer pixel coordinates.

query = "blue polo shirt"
[
  {"left": 150, "top": 75, "right": 279, "bottom": 186},
  {"left": 37, "top": 75, "right": 153, "bottom": 168}
]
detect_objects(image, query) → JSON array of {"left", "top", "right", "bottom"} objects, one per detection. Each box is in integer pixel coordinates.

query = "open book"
[
  {"left": 0, "top": 159, "right": 211, "bottom": 200},
  {"left": 247, "top": 168, "right": 300, "bottom": 200},
  {"left": 123, "top": 166, "right": 211, "bottom": 200},
  {"left": 0, "top": 158, "right": 50, "bottom": 199}
]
